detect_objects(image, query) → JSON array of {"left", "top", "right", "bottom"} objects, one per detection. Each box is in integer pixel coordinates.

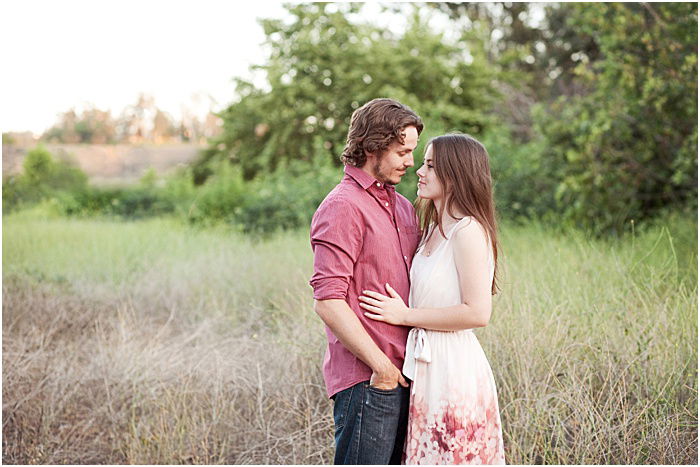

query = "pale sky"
[
  {"left": 1, "top": 0, "right": 424, "bottom": 136},
  {"left": 1, "top": 0, "right": 290, "bottom": 135}
]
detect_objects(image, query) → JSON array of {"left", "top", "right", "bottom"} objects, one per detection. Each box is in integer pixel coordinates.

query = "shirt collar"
[
  {"left": 344, "top": 164, "right": 379, "bottom": 190},
  {"left": 344, "top": 164, "right": 394, "bottom": 191}
]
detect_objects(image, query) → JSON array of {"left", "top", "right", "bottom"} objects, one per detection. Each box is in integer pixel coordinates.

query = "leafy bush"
[
  {"left": 533, "top": 3, "right": 697, "bottom": 234},
  {"left": 237, "top": 155, "right": 341, "bottom": 234},
  {"left": 56, "top": 168, "right": 177, "bottom": 219},
  {"left": 481, "top": 127, "right": 557, "bottom": 223},
  {"left": 59, "top": 186, "right": 175, "bottom": 219},
  {"left": 3, "top": 145, "right": 88, "bottom": 212},
  {"left": 181, "top": 161, "right": 247, "bottom": 226},
  {"left": 183, "top": 150, "right": 341, "bottom": 234}
]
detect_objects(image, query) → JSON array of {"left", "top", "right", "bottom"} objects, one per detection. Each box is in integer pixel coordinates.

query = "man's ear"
[{"left": 364, "top": 149, "right": 377, "bottom": 161}]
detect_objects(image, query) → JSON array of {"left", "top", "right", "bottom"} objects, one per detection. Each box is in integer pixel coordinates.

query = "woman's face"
[{"left": 416, "top": 144, "right": 443, "bottom": 201}]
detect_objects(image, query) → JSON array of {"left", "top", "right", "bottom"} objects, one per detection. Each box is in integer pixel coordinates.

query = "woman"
[{"left": 359, "top": 133, "right": 505, "bottom": 465}]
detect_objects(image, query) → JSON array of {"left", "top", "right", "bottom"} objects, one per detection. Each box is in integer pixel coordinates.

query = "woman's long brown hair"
[{"left": 415, "top": 133, "right": 500, "bottom": 294}]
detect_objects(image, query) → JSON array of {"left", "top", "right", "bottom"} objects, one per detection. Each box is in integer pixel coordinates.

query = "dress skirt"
[{"left": 403, "top": 328, "right": 505, "bottom": 465}]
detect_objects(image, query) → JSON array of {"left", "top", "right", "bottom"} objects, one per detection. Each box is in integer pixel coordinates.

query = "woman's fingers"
[
  {"left": 359, "top": 302, "right": 383, "bottom": 313},
  {"left": 363, "top": 312, "right": 385, "bottom": 321},
  {"left": 384, "top": 283, "right": 400, "bottom": 298},
  {"left": 358, "top": 295, "right": 383, "bottom": 306},
  {"left": 362, "top": 290, "right": 388, "bottom": 300}
]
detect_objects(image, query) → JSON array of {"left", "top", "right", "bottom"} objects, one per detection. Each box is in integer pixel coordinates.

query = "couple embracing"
[{"left": 310, "top": 98, "right": 505, "bottom": 465}]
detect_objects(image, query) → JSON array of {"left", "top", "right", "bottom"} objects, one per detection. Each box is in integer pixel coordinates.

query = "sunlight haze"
[{"left": 1, "top": 0, "right": 290, "bottom": 134}]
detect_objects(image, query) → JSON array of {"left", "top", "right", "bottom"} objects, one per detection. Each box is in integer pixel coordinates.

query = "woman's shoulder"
[
  {"left": 451, "top": 216, "right": 491, "bottom": 249},
  {"left": 451, "top": 216, "right": 485, "bottom": 235}
]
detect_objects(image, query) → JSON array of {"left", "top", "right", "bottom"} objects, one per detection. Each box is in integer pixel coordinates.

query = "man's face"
[{"left": 370, "top": 126, "right": 419, "bottom": 185}]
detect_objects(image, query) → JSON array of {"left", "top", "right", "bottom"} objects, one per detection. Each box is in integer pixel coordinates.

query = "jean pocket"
[{"left": 366, "top": 383, "right": 400, "bottom": 395}]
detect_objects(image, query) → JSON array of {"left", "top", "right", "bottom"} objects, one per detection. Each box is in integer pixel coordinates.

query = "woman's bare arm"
[{"left": 359, "top": 220, "right": 493, "bottom": 331}]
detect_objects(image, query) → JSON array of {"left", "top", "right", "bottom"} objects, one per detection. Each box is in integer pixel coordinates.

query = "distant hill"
[{"left": 2, "top": 142, "right": 204, "bottom": 185}]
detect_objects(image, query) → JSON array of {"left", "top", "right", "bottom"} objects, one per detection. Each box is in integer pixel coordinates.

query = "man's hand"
[
  {"left": 315, "top": 299, "right": 407, "bottom": 391},
  {"left": 369, "top": 363, "right": 409, "bottom": 390}
]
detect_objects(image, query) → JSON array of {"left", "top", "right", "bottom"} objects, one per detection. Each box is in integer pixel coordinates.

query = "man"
[{"left": 309, "top": 98, "right": 423, "bottom": 464}]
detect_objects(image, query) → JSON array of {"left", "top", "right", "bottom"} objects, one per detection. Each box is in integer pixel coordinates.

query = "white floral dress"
[{"left": 402, "top": 218, "right": 505, "bottom": 465}]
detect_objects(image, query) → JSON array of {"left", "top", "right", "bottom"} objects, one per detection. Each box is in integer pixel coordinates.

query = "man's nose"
[{"left": 405, "top": 154, "right": 414, "bottom": 167}]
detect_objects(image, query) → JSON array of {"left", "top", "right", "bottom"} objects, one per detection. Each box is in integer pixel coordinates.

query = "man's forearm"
[{"left": 314, "top": 299, "right": 394, "bottom": 373}]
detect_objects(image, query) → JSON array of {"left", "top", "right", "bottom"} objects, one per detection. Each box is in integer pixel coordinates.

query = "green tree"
[
  {"left": 44, "top": 107, "right": 116, "bottom": 144},
  {"left": 198, "top": 3, "right": 497, "bottom": 183},
  {"left": 535, "top": 2, "right": 698, "bottom": 233},
  {"left": 433, "top": 3, "right": 600, "bottom": 141},
  {"left": 2, "top": 145, "right": 88, "bottom": 211}
]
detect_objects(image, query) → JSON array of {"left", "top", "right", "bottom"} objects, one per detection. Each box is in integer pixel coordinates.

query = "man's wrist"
[{"left": 369, "top": 357, "right": 395, "bottom": 376}]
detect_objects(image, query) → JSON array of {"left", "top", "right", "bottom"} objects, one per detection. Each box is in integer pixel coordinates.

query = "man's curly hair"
[{"left": 341, "top": 98, "right": 423, "bottom": 167}]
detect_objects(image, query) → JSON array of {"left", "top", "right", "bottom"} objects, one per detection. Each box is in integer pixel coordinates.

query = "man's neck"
[{"left": 359, "top": 164, "right": 379, "bottom": 183}]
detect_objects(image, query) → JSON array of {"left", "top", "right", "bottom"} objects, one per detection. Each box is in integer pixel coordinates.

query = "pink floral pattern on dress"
[{"left": 404, "top": 389, "right": 505, "bottom": 465}]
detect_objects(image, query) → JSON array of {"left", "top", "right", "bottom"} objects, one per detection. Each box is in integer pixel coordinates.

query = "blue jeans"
[{"left": 331, "top": 381, "right": 410, "bottom": 465}]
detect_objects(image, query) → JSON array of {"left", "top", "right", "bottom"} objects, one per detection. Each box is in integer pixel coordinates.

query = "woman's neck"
[{"left": 433, "top": 198, "right": 466, "bottom": 232}]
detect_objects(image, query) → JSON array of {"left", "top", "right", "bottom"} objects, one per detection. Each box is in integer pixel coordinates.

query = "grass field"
[{"left": 2, "top": 210, "right": 697, "bottom": 464}]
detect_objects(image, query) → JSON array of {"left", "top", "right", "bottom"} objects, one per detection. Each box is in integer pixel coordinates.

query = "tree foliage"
[
  {"left": 198, "top": 3, "right": 497, "bottom": 181},
  {"left": 2, "top": 145, "right": 88, "bottom": 211},
  {"left": 9, "top": 4, "right": 696, "bottom": 236},
  {"left": 44, "top": 107, "right": 117, "bottom": 144},
  {"left": 534, "top": 2, "right": 697, "bottom": 232}
]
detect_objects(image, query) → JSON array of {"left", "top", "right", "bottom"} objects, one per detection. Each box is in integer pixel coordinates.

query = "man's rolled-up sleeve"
[{"left": 309, "top": 197, "right": 364, "bottom": 300}]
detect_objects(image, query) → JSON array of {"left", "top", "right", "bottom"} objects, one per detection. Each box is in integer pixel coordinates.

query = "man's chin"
[
  {"left": 376, "top": 171, "right": 403, "bottom": 185},
  {"left": 390, "top": 173, "right": 407, "bottom": 185}
]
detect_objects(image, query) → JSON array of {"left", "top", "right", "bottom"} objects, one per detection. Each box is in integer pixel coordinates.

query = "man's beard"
[{"left": 372, "top": 160, "right": 398, "bottom": 185}]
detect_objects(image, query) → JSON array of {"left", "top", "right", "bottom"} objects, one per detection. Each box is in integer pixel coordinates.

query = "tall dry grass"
[{"left": 2, "top": 212, "right": 697, "bottom": 464}]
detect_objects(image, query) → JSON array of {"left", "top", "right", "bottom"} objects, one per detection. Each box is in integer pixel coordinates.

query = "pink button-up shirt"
[{"left": 310, "top": 165, "right": 421, "bottom": 398}]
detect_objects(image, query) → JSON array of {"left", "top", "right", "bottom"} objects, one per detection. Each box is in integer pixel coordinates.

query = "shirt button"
[
  {"left": 397, "top": 227, "right": 400, "bottom": 232},
  {"left": 403, "top": 255, "right": 407, "bottom": 260},
  {"left": 384, "top": 202, "right": 389, "bottom": 207},
  {"left": 376, "top": 182, "right": 381, "bottom": 187}
]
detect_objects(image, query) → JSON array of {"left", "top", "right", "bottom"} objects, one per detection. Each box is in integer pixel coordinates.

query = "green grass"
[{"left": 2, "top": 211, "right": 697, "bottom": 464}]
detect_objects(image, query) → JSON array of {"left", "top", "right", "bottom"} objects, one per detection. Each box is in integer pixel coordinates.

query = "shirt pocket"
[{"left": 399, "top": 224, "right": 421, "bottom": 257}]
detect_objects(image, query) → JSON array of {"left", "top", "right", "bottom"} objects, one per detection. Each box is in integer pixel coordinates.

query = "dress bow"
[{"left": 402, "top": 327, "right": 432, "bottom": 382}]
